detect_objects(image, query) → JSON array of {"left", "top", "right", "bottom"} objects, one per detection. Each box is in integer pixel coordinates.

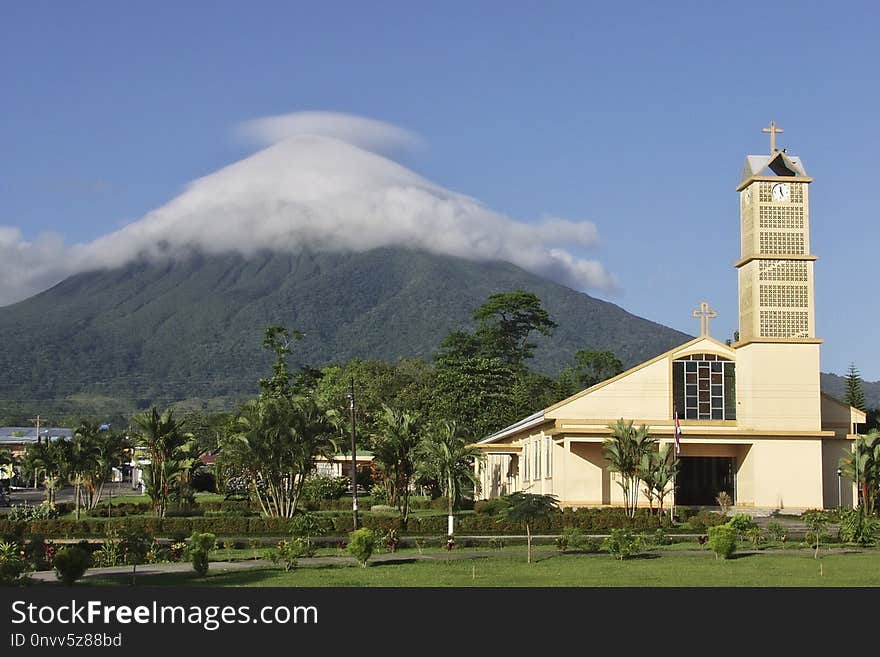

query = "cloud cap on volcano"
[{"left": 0, "top": 112, "right": 616, "bottom": 306}]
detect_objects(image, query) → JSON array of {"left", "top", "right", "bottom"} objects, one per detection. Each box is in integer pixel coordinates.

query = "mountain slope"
[{"left": 0, "top": 248, "right": 690, "bottom": 413}]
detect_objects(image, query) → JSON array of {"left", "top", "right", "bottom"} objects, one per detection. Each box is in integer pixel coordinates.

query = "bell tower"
[{"left": 734, "top": 122, "right": 822, "bottom": 430}]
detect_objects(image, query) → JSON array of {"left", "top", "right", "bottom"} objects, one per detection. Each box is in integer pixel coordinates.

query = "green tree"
[
  {"left": 258, "top": 325, "right": 304, "bottom": 400},
  {"left": 472, "top": 290, "right": 557, "bottom": 367},
  {"left": 559, "top": 349, "right": 624, "bottom": 394},
  {"left": 603, "top": 419, "right": 656, "bottom": 519},
  {"left": 418, "top": 421, "right": 483, "bottom": 538},
  {"left": 223, "top": 395, "right": 341, "bottom": 518},
  {"left": 133, "top": 407, "right": 189, "bottom": 518},
  {"left": 88, "top": 428, "right": 130, "bottom": 510},
  {"left": 370, "top": 405, "right": 423, "bottom": 528},
  {"left": 22, "top": 439, "right": 68, "bottom": 504},
  {"left": 840, "top": 430, "right": 880, "bottom": 515},
  {"left": 69, "top": 422, "right": 102, "bottom": 520},
  {"left": 845, "top": 363, "right": 867, "bottom": 412},
  {"left": 498, "top": 492, "right": 559, "bottom": 563},
  {"left": 639, "top": 444, "right": 679, "bottom": 523}
]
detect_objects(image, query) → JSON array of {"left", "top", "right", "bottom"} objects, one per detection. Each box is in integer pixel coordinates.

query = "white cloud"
[
  {"left": 0, "top": 112, "right": 616, "bottom": 307},
  {"left": 236, "top": 111, "right": 423, "bottom": 154}
]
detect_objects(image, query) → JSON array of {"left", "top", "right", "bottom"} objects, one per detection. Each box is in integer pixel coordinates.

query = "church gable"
[{"left": 545, "top": 337, "right": 736, "bottom": 422}]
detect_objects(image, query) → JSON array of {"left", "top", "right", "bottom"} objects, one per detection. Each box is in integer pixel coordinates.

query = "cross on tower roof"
[
  {"left": 693, "top": 302, "right": 717, "bottom": 337},
  {"left": 762, "top": 120, "right": 784, "bottom": 154}
]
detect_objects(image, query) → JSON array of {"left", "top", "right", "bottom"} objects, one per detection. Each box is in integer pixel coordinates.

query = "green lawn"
[{"left": 85, "top": 549, "right": 880, "bottom": 587}]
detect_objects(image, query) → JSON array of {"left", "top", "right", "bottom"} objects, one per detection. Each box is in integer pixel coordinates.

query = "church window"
[
  {"left": 535, "top": 439, "right": 541, "bottom": 480},
  {"left": 545, "top": 436, "right": 552, "bottom": 478},
  {"left": 672, "top": 354, "right": 736, "bottom": 420}
]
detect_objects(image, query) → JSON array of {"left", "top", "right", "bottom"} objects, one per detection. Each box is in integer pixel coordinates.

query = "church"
[{"left": 475, "top": 123, "right": 864, "bottom": 512}]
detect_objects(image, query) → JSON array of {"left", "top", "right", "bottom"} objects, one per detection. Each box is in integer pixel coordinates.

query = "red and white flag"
[{"left": 673, "top": 410, "right": 682, "bottom": 455}]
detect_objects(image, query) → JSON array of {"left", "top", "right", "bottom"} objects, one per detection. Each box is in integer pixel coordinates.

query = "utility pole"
[
  {"left": 347, "top": 376, "right": 359, "bottom": 530},
  {"left": 28, "top": 415, "right": 44, "bottom": 488}
]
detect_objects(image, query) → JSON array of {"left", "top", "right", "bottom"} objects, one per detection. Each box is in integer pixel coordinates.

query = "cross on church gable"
[{"left": 693, "top": 302, "right": 717, "bottom": 337}]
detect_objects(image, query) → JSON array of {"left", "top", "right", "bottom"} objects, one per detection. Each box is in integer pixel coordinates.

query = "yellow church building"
[{"left": 476, "top": 124, "right": 864, "bottom": 512}]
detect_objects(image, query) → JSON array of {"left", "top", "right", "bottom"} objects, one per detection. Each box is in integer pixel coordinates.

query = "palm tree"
[
  {"left": 640, "top": 444, "right": 678, "bottom": 524},
  {"left": 603, "top": 418, "right": 656, "bottom": 518},
  {"left": 370, "top": 405, "right": 423, "bottom": 528},
  {"left": 70, "top": 422, "right": 102, "bottom": 520},
  {"left": 223, "top": 395, "right": 340, "bottom": 518},
  {"left": 418, "top": 421, "right": 484, "bottom": 538},
  {"left": 840, "top": 430, "right": 880, "bottom": 514},
  {"left": 90, "top": 429, "right": 130, "bottom": 510},
  {"left": 22, "top": 439, "right": 68, "bottom": 504},
  {"left": 133, "top": 407, "right": 189, "bottom": 518},
  {"left": 498, "top": 492, "right": 559, "bottom": 563}
]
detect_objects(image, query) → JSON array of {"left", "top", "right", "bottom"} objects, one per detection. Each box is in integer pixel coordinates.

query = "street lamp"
[{"left": 837, "top": 467, "right": 842, "bottom": 508}]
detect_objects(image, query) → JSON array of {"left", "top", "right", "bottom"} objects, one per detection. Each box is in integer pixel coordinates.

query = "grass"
[{"left": 82, "top": 549, "right": 880, "bottom": 587}]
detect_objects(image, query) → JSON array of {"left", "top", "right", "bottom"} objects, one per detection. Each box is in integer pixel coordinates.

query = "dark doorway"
[{"left": 676, "top": 457, "right": 735, "bottom": 506}]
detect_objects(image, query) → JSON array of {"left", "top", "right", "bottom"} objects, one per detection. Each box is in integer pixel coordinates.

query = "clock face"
[{"left": 772, "top": 183, "right": 791, "bottom": 202}]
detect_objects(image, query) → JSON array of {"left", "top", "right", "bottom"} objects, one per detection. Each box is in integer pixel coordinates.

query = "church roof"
[{"left": 740, "top": 151, "right": 808, "bottom": 187}]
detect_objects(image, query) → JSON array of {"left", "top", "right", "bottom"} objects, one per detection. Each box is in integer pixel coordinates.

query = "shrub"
[
  {"left": 746, "top": 526, "right": 765, "bottom": 549},
  {"left": 652, "top": 528, "right": 673, "bottom": 546},
  {"left": 715, "top": 491, "right": 733, "bottom": 512},
  {"left": 557, "top": 527, "right": 588, "bottom": 552},
  {"left": 766, "top": 521, "right": 787, "bottom": 543},
  {"left": 707, "top": 524, "right": 737, "bottom": 559},
  {"left": 347, "top": 528, "right": 376, "bottom": 567},
  {"left": 369, "top": 486, "right": 390, "bottom": 505},
  {"left": 727, "top": 514, "right": 756, "bottom": 538},
  {"left": 0, "top": 540, "right": 30, "bottom": 586},
  {"left": 604, "top": 529, "right": 642, "bottom": 560},
  {"left": 837, "top": 508, "right": 879, "bottom": 546},
  {"left": 267, "top": 538, "right": 311, "bottom": 571},
  {"left": 686, "top": 510, "right": 728, "bottom": 531},
  {"left": 53, "top": 546, "right": 92, "bottom": 585},
  {"left": 301, "top": 475, "right": 349, "bottom": 501},
  {"left": 187, "top": 532, "right": 216, "bottom": 577}
]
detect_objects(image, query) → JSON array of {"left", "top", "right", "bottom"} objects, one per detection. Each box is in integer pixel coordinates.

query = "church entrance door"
[{"left": 676, "top": 456, "right": 735, "bottom": 506}]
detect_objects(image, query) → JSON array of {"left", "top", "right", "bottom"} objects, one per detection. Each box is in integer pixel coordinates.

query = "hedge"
[{"left": 1, "top": 507, "right": 670, "bottom": 538}]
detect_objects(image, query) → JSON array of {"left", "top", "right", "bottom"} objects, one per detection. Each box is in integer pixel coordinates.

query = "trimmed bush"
[
  {"left": 187, "top": 532, "right": 216, "bottom": 577},
  {"left": 53, "top": 546, "right": 92, "bottom": 585},
  {"left": 707, "top": 524, "right": 737, "bottom": 559},
  {"left": 347, "top": 528, "right": 376, "bottom": 567}
]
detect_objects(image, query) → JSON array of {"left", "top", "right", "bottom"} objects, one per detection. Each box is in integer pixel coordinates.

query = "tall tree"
[
  {"left": 133, "top": 407, "right": 189, "bottom": 518},
  {"left": 259, "top": 325, "right": 304, "bottom": 400},
  {"left": 603, "top": 418, "right": 656, "bottom": 519},
  {"left": 370, "top": 405, "right": 423, "bottom": 528},
  {"left": 845, "top": 363, "right": 867, "bottom": 412},
  {"left": 418, "top": 421, "right": 483, "bottom": 538},
  {"left": 70, "top": 422, "right": 102, "bottom": 519},
  {"left": 472, "top": 290, "right": 558, "bottom": 367}
]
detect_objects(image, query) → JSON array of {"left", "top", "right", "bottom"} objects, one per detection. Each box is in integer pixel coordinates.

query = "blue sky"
[{"left": 2, "top": 1, "right": 879, "bottom": 379}]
